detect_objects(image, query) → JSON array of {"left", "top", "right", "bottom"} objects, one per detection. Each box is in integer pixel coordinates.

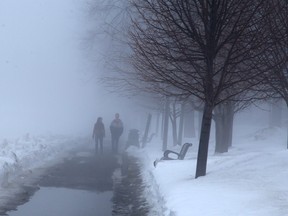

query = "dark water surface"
[
  {"left": 2, "top": 146, "right": 152, "bottom": 216},
  {"left": 112, "top": 154, "right": 150, "bottom": 216},
  {"left": 7, "top": 187, "right": 112, "bottom": 216},
  {"left": 4, "top": 147, "right": 118, "bottom": 216}
]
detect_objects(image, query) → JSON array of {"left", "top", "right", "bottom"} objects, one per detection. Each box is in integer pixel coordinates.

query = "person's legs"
[
  {"left": 115, "top": 137, "right": 119, "bottom": 153},
  {"left": 95, "top": 137, "right": 99, "bottom": 154},
  {"left": 111, "top": 136, "right": 115, "bottom": 153},
  {"left": 99, "top": 137, "right": 103, "bottom": 154}
]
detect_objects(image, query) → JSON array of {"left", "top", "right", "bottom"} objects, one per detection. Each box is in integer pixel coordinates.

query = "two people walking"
[{"left": 92, "top": 113, "right": 124, "bottom": 154}]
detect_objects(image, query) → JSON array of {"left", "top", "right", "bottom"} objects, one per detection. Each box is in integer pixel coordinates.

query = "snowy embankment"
[
  {"left": 0, "top": 134, "right": 84, "bottom": 192},
  {"left": 128, "top": 126, "right": 288, "bottom": 216}
]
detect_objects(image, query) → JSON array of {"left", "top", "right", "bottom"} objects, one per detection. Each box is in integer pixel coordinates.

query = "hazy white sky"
[{"left": 0, "top": 0, "right": 138, "bottom": 139}]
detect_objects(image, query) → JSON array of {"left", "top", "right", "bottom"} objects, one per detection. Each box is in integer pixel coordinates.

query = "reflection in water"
[
  {"left": 7, "top": 187, "right": 112, "bottom": 216},
  {"left": 112, "top": 155, "right": 150, "bottom": 216}
]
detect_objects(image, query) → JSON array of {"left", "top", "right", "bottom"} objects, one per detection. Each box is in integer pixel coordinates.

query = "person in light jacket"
[{"left": 110, "top": 113, "right": 123, "bottom": 154}]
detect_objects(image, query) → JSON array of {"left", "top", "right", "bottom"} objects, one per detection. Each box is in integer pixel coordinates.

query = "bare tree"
[
  {"left": 129, "top": 0, "right": 275, "bottom": 177},
  {"left": 256, "top": 0, "right": 288, "bottom": 146}
]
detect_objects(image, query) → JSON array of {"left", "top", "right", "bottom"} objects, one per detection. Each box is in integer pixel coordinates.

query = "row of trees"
[
  {"left": 90, "top": 0, "right": 287, "bottom": 178},
  {"left": 128, "top": 0, "right": 287, "bottom": 178}
]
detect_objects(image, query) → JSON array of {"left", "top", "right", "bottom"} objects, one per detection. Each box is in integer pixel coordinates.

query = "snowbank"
[
  {"left": 127, "top": 126, "right": 288, "bottom": 216},
  {"left": 0, "top": 133, "right": 83, "bottom": 190}
]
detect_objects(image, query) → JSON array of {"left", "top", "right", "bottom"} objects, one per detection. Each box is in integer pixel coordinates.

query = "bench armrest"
[{"left": 162, "top": 150, "right": 180, "bottom": 160}]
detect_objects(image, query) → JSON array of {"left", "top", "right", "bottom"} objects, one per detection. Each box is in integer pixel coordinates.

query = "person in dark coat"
[
  {"left": 110, "top": 113, "right": 123, "bottom": 154},
  {"left": 92, "top": 117, "right": 105, "bottom": 154}
]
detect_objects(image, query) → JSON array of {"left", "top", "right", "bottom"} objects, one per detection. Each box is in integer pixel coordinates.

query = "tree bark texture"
[{"left": 195, "top": 103, "right": 213, "bottom": 178}]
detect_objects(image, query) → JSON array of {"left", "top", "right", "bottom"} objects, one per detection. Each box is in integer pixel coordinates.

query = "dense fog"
[
  {"left": 0, "top": 0, "right": 285, "bottom": 143},
  {"left": 0, "top": 0, "right": 141, "bottom": 139}
]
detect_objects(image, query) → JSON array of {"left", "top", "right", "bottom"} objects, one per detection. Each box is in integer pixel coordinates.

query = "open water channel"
[{"left": 1, "top": 146, "right": 151, "bottom": 216}]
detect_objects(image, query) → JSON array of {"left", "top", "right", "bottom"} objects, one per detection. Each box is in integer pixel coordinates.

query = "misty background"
[{"left": 0, "top": 0, "right": 141, "bottom": 139}]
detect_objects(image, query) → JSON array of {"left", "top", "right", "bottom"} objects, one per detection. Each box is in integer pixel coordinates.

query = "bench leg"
[{"left": 153, "top": 158, "right": 162, "bottom": 167}]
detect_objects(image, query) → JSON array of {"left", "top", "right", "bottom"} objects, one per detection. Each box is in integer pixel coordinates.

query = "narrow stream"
[
  {"left": 1, "top": 147, "right": 117, "bottom": 216},
  {"left": 7, "top": 187, "right": 112, "bottom": 216},
  {"left": 1, "top": 148, "right": 154, "bottom": 216}
]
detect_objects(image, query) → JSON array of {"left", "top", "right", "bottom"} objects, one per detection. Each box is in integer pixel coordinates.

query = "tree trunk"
[
  {"left": 178, "top": 102, "right": 185, "bottom": 145},
  {"left": 162, "top": 97, "right": 170, "bottom": 151},
  {"left": 284, "top": 100, "right": 288, "bottom": 149},
  {"left": 286, "top": 123, "right": 288, "bottom": 149},
  {"left": 214, "top": 111, "right": 224, "bottom": 153},
  {"left": 269, "top": 100, "right": 283, "bottom": 128},
  {"left": 191, "top": 109, "right": 196, "bottom": 137},
  {"left": 156, "top": 112, "right": 160, "bottom": 137},
  {"left": 214, "top": 102, "right": 235, "bottom": 153},
  {"left": 226, "top": 103, "right": 234, "bottom": 147},
  {"left": 195, "top": 103, "right": 213, "bottom": 178},
  {"left": 184, "top": 107, "right": 196, "bottom": 138},
  {"left": 221, "top": 108, "right": 230, "bottom": 152},
  {"left": 161, "top": 107, "right": 164, "bottom": 140},
  {"left": 198, "top": 110, "right": 203, "bottom": 138},
  {"left": 142, "top": 113, "right": 152, "bottom": 148},
  {"left": 170, "top": 103, "right": 178, "bottom": 146}
]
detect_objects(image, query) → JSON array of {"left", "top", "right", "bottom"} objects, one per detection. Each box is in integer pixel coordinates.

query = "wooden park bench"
[{"left": 154, "top": 143, "right": 193, "bottom": 167}]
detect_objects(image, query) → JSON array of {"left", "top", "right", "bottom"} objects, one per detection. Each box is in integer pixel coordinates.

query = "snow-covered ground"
[
  {"left": 0, "top": 134, "right": 84, "bottom": 207},
  {"left": 127, "top": 111, "right": 288, "bottom": 216},
  {"left": 0, "top": 108, "right": 287, "bottom": 216}
]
